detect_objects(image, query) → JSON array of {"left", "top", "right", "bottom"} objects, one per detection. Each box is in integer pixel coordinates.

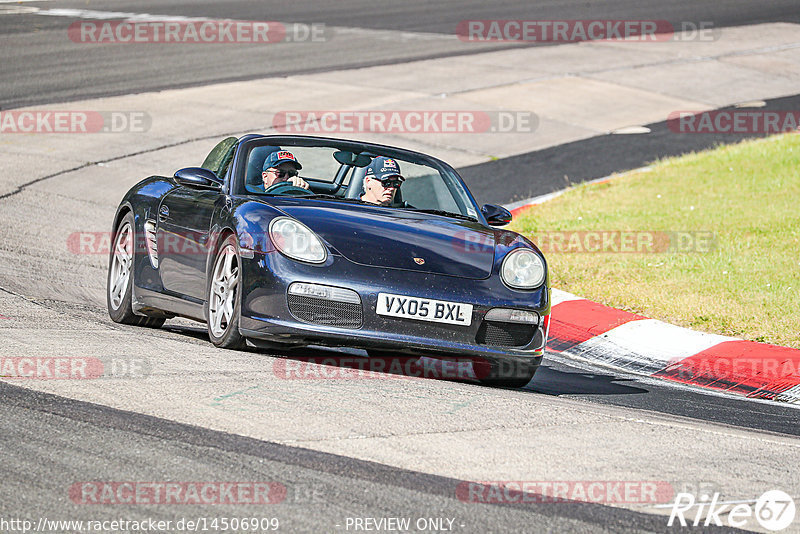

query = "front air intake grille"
[
  {"left": 287, "top": 294, "right": 363, "bottom": 328},
  {"left": 476, "top": 321, "right": 536, "bottom": 347}
]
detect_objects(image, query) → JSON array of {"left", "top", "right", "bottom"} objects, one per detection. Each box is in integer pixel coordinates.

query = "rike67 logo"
[{"left": 669, "top": 490, "right": 796, "bottom": 531}]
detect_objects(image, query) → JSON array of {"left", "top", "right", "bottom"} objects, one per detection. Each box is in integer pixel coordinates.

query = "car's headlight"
[
  {"left": 269, "top": 217, "right": 327, "bottom": 264},
  {"left": 500, "top": 248, "right": 545, "bottom": 289}
]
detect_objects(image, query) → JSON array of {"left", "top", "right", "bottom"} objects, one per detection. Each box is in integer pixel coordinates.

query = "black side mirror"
[
  {"left": 481, "top": 204, "right": 512, "bottom": 226},
  {"left": 174, "top": 167, "right": 222, "bottom": 190}
]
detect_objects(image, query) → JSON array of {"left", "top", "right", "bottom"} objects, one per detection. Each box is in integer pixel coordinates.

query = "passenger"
[
  {"left": 360, "top": 156, "right": 405, "bottom": 206},
  {"left": 262, "top": 150, "right": 309, "bottom": 192}
]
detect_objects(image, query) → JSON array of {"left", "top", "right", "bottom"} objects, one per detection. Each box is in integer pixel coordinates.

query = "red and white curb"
[
  {"left": 504, "top": 174, "right": 799, "bottom": 405},
  {"left": 545, "top": 288, "right": 800, "bottom": 404}
]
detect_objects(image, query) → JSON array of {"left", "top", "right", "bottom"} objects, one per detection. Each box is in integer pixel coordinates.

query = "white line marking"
[
  {"left": 651, "top": 498, "right": 761, "bottom": 509},
  {"left": 332, "top": 26, "right": 456, "bottom": 42},
  {"left": 734, "top": 100, "right": 767, "bottom": 108},
  {"left": 36, "top": 8, "right": 214, "bottom": 22},
  {"left": 505, "top": 190, "right": 566, "bottom": 211},
  {"left": 551, "top": 288, "right": 583, "bottom": 306},
  {"left": 0, "top": 6, "right": 39, "bottom": 14},
  {"left": 503, "top": 166, "right": 653, "bottom": 212},
  {"left": 611, "top": 125, "right": 651, "bottom": 134}
]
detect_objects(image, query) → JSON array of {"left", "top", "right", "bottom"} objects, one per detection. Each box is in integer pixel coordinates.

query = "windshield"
[{"left": 239, "top": 140, "right": 479, "bottom": 220}]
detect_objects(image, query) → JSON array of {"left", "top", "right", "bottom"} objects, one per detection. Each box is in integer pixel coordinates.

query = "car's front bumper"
[{"left": 238, "top": 250, "right": 549, "bottom": 366}]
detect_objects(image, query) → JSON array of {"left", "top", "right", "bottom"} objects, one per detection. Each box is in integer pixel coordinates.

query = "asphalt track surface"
[
  {"left": 460, "top": 93, "right": 800, "bottom": 205},
  {"left": 1, "top": 381, "right": 747, "bottom": 534},
  {"left": 2, "top": 0, "right": 800, "bottom": 109},
  {"left": 2, "top": 2, "right": 800, "bottom": 533}
]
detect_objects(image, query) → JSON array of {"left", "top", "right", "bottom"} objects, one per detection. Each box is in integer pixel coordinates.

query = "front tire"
[
  {"left": 107, "top": 212, "right": 165, "bottom": 328},
  {"left": 206, "top": 234, "right": 246, "bottom": 349}
]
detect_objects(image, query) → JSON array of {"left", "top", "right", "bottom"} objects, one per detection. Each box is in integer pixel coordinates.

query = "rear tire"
[
  {"left": 107, "top": 212, "right": 165, "bottom": 328},
  {"left": 206, "top": 234, "right": 246, "bottom": 349}
]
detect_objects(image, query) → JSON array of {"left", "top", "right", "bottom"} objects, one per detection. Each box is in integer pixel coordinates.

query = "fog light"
[
  {"left": 484, "top": 308, "right": 539, "bottom": 324},
  {"left": 288, "top": 282, "right": 361, "bottom": 304}
]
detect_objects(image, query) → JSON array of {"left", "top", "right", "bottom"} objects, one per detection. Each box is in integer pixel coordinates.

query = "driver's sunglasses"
[
  {"left": 270, "top": 168, "right": 298, "bottom": 179},
  {"left": 378, "top": 177, "right": 404, "bottom": 189}
]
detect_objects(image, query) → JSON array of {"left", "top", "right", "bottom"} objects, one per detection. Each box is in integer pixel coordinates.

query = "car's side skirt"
[{"left": 133, "top": 286, "right": 206, "bottom": 323}]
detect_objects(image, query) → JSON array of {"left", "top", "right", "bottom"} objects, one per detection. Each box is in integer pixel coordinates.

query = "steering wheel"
[{"left": 264, "top": 182, "right": 314, "bottom": 196}]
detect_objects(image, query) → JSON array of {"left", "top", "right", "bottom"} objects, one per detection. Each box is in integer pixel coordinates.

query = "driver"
[
  {"left": 262, "top": 150, "right": 309, "bottom": 192},
  {"left": 360, "top": 156, "right": 405, "bottom": 206}
]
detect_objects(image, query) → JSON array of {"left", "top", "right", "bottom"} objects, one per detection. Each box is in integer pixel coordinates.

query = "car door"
[
  {"left": 156, "top": 187, "right": 222, "bottom": 301},
  {"left": 156, "top": 137, "right": 238, "bottom": 300}
]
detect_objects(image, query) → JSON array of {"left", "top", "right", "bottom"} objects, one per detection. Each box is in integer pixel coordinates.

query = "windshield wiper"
[
  {"left": 302, "top": 194, "right": 367, "bottom": 203},
  {"left": 298, "top": 197, "right": 477, "bottom": 221},
  {"left": 402, "top": 208, "right": 477, "bottom": 222}
]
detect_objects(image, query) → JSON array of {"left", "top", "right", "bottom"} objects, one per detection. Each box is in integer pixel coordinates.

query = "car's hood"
[{"left": 270, "top": 199, "right": 496, "bottom": 279}]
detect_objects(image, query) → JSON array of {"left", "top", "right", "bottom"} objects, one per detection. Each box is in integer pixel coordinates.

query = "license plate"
[{"left": 376, "top": 293, "right": 473, "bottom": 326}]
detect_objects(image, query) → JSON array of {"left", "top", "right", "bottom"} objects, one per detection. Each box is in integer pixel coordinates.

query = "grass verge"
[{"left": 510, "top": 133, "right": 800, "bottom": 349}]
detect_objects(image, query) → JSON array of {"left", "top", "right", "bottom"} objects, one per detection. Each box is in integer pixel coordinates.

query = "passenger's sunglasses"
[
  {"left": 269, "top": 168, "right": 299, "bottom": 179},
  {"left": 376, "top": 177, "right": 404, "bottom": 189}
]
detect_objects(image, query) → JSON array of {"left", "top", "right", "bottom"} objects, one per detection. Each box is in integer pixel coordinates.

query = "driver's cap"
[{"left": 263, "top": 150, "right": 302, "bottom": 171}]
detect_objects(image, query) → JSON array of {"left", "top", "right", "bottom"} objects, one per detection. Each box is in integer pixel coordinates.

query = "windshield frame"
[{"left": 230, "top": 135, "right": 485, "bottom": 223}]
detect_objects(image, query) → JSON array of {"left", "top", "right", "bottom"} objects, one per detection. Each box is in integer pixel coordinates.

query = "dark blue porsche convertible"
[{"left": 107, "top": 135, "right": 550, "bottom": 387}]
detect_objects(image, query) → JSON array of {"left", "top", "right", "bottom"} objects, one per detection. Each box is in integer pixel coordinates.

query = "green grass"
[{"left": 510, "top": 134, "right": 800, "bottom": 348}]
